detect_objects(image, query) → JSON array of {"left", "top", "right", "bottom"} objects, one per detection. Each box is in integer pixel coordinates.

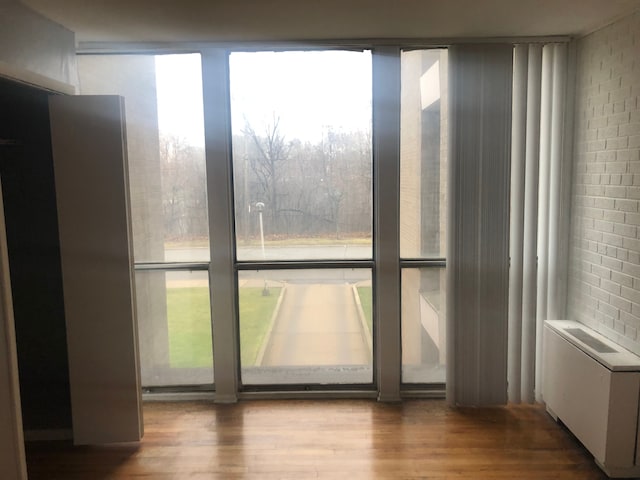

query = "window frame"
[{"left": 78, "top": 43, "right": 450, "bottom": 401}]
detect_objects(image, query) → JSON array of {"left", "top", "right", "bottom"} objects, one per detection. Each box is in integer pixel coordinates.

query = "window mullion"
[
  {"left": 201, "top": 48, "right": 239, "bottom": 402},
  {"left": 372, "top": 47, "right": 402, "bottom": 401}
]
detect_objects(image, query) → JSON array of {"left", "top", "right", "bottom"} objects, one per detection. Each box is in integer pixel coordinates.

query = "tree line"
[{"left": 160, "top": 120, "right": 372, "bottom": 244}]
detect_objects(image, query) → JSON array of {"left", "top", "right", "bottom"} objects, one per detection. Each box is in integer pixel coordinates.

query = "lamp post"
[{"left": 255, "top": 202, "right": 269, "bottom": 296}]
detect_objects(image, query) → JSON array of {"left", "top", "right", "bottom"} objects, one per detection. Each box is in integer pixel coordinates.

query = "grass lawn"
[
  {"left": 238, "top": 287, "right": 282, "bottom": 365},
  {"left": 357, "top": 286, "right": 372, "bottom": 335},
  {"left": 167, "top": 286, "right": 212, "bottom": 368},
  {"left": 167, "top": 286, "right": 281, "bottom": 368}
]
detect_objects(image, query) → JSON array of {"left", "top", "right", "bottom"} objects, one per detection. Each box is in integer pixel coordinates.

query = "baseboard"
[
  {"left": 213, "top": 393, "right": 238, "bottom": 404},
  {"left": 143, "top": 391, "right": 215, "bottom": 402},
  {"left": 377, "top": 393, "right": 402, "bottom": 402},
  {"left": 239, "top": 390, "right": 378, "bottom": 400}
]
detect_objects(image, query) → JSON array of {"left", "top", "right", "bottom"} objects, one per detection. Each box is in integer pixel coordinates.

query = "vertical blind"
[
  {"left": 447, "top": 44, "right": 513, "bottom": 406},
  {"left": 448, "top": 42, "right": 570, "bottom": 405},
  {"left": 508, "top": 43, "right": 569, "bottom": 403}
]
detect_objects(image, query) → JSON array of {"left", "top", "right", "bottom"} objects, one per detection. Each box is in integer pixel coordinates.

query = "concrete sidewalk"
[{"left": 260, "top": 283, "right": 370, "bottom": 367}]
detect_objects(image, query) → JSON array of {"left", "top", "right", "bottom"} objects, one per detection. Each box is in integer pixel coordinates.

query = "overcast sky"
[
  {"left": 154, "top": 50, "right": 372, "bottom": 147},
  {"left": 229, "top": 50, "right": 372, "bottom": 143}
]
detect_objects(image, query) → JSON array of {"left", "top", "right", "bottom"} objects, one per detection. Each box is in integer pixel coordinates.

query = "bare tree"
[
  {"left": 242, "top": 116, "right": 290, "bottom": 232},
  {"left": 159, "top": 133, "right": 207, "bottom": 242},
  {"left": 233, "top": 118, "right": 372, "bottom": 242}
]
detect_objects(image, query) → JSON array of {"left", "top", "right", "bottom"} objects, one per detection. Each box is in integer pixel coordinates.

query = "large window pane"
[
  {"left": 230, "top": 51, "right": 372, "bottom": 261},
  {"left": 239, "top": 269, "right": 372, "bottom": 385},
  {"left": 77, "top": 54, "right": 208, "bottom": 263},
  {"left": 400, "top": 49, "right": 448, "bottom": 259},
  {"left": 402, "top": 268, "right": 446, "bottom": 384},
  {"left": 135, "top": 270, "right": 213, "bottom": 387}
]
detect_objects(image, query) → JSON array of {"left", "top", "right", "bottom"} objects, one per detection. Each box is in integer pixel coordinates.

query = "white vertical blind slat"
[
  {"left": 547, "top": 43, "right": 568, "bottom": 321},
  {"left": 508, "top": 44, "right": 529, "bottom": 404},
  {"left": 520, "top": 44, "right": 543, "bottom": 403},
  {"left": 510, "top": 42, "right": 571, "bottom": 403},
  {"left": 535, "top": 45, "right": 555, "bottom": 401}
]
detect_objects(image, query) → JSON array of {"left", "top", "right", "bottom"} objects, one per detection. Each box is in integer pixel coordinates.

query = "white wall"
[
  {"left": 0, "top": 0, "right": 76, "bottom": 93},
  {"left": 568, "top": 10, "right": 640, "bottom": 354}
]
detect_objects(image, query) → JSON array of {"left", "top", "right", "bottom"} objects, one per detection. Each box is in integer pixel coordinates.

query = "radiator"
[{"left": 543, "top": 320, "right": 640, "bottom": 478}]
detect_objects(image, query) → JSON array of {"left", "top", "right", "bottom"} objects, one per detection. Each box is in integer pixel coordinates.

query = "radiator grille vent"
[{"left": 564, "top": 328, "right": 618, "bottom": 353}]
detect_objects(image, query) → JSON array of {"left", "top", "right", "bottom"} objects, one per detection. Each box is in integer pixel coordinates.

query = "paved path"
[{"left": 261, "top": 283, "right": 369, "bottom": 366}]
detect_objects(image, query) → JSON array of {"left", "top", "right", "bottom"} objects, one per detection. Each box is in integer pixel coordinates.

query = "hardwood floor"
[{"left": 26, "top": 399, "right": 608, "bottom": 479}]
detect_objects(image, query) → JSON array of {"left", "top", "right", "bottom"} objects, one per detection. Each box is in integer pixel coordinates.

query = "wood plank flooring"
[{"left": 25, "top": 400, "right": 608, "bottom": 479}]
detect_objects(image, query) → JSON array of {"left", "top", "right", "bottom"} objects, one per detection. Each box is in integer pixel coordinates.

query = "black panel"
[{"left": 0, "top": 77, "right": 71, "bottom": 431}]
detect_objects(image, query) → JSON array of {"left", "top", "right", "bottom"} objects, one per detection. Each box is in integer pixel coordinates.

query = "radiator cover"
[{"left": 543, "top": 320, "right": 640, "bottom": 478}]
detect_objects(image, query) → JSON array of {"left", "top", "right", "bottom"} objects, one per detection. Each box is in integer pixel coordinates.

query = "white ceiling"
[{"left": 20, "top": 0, "right": 640, "bottom": 44}]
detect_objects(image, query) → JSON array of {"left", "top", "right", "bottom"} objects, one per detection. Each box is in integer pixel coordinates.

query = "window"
[
  {"left": 135, "top": 270, "right": 213, "bottom": 386},
  {"left": 78, "top": 53, "right": 211, "bottom": 388},
  {"left": 401, "top": 268, "right": 446, "bottom": 383},
  {"left": 400, "top": 49, "right": 448, "bottom": 385},
  {"left": 230, "top": 50, "right": 372, "bottom": 261},
  {"left": 77, "top": 47, "right": 448, "bottom": 397},
  {"left": 239, "top": 269, "right": 372, "bottom": 385},
  {"left": 230, "top": 50, "right": 374, "bottom": 387}
]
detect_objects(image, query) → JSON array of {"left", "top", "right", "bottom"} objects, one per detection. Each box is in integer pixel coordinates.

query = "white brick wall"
[{"left": 568, "top": 10, "right": 640, "bottom": 353}]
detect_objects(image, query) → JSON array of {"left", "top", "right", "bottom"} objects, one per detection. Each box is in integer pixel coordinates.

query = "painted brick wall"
[{"left": 568, "top": 10, "right": 640, "bottom": 354}]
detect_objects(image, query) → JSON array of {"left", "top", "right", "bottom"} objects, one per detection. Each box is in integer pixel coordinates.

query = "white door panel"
[{"left": 49, "top": 95, "right": 143, "bottom": 445}]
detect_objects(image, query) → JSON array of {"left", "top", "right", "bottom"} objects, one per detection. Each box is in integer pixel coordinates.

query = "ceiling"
[{"left": 20, "top": 0, "right": 640, "bottom": 45}]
